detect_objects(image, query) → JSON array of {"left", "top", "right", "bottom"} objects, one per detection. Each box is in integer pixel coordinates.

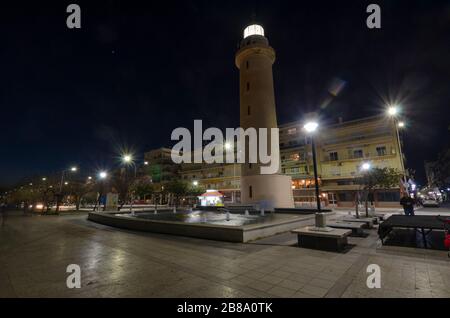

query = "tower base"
[{"left": 241, "top": 174, "right": 295, "bottom": 210}]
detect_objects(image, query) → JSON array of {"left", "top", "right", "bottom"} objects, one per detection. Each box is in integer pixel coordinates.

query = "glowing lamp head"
[
  {"left": 398, "top": 121, "right": 405, "bottom": 128},
  {"left": 123, "top": 155, "right": 133, "bottom": 163},
  {"left": 387, "top": 105, "right": 399, "bottom": 117},
  {"left": 99, "top": 171, "right": 108, "bottom": 179},
  {"left": 193, "top": 181, "right": 199, "bottom": 187},
  {"left": 70, "top": 167, "right": 77, "bottom": 172},
  {"left": 361, "top": 163, "right": 371, "bottom": 171},
  {"left": 304, "top": 121, "right": 319, "bottom": 133},
  {"left": 243, "top": 24, "right": 264, "bottom": 38},
  {"left": 224, "top": 142, "right": 232, "bottom": 150}
]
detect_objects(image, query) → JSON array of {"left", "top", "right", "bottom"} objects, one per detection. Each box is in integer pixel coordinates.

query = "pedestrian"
[
  {"left": 400, "top": 193, "right": 415, "bottom": 216},
  {"left": 0, "top": 201, "right": 7, "bottom": 227}
]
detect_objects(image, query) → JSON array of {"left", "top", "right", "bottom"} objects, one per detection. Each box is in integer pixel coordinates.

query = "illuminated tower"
[{"left": 235, "top": 24, "right": 294, "bottom": 209}]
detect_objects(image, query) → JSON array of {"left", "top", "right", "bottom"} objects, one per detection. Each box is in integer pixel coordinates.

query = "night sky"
[{"left": 1, "top": 0, "right": 450, "bottom": 187}]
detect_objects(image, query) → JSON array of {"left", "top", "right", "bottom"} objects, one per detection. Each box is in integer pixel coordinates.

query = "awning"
[{"left": 199, "top": 191, "right": 223, "bottom": 197}]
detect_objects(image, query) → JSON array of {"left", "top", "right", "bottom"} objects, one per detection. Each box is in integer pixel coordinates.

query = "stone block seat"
[
  {"left": 326, "top": 221, "right": 366, "bottom": 237},
  {"left": 341, "top": 216, "right": 376, "bottom": 229},
  {"left": 291, "top": 227, "right": 352, "bottom": 252}
]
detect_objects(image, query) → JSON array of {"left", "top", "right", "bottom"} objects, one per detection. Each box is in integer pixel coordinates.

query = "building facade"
[
  {"left": 280, "top": 115, "right": 405, "bottom": 207},
  {"left": 174, "top": 115, "right": 405, "bottom": 207}
]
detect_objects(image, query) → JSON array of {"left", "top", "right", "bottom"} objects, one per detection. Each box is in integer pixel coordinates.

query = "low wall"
[{"left": 88, "top": 212, "right": 316, "bottom": 243}]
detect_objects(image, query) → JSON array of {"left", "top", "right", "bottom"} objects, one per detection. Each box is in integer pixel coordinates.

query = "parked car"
[{"left": 422, "top": 199, "right": 440, "bottom": 207}]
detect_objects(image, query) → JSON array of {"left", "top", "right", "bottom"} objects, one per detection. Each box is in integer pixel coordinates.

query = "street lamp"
[
  {"left": 192, "top": 180, "right": 199, "bottom": 187},
  {"left": 122, "top": 154, "right": 137, "bottom": 177},
  {"left": 59, "top": 166, "right": 78, "bottom": 192},
  {"left": 224, "top": 142, "right": 232, "bottom": 151},
  {"left": 361, "top": 162, "right": 371, "bottom": 171},
  {"left": 99, "top": 171, "right": 108, "bottom": 179},
  {"left": 386, "top": 105, "right": 405, "bottom": 173},
  {"left": 387, "top": 105, "right": 399, "bottom": 117},
  {"left": 303, "top": 120, "right": 321, "bottom": 212},
  {"left": 123, "top": 154, "right": 133, "bottom": 163}
]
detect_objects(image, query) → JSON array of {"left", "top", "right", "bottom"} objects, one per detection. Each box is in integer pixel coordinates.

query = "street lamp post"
[
  {"left": 304, "top": 121, "right": 321, "bottom": 212},
  {"left": 57, "top": 166, "right": 77, "bottom": 213}
]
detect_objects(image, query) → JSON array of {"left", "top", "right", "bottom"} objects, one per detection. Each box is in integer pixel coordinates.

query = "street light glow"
[
  {"left": 304, "top": 121, "right": 319, "bottom": 133},
  {"left": 42, "top": 177, "right": 47, "bottom": 181},
  {"left": 224, "top": 142, "right": 232, "bottom": 150},
  {"left": 387, "top": 105, "right": 399, "bottom": 117},
  {"left": 70, "top": 167, "right": 77, "bottom": 172},
  {"left": 99, "top": 171, "right": 108, "bottom": 179},
  {"left": 123, "top": 154, "right": 133, "bottom": 163},
  {"left": 144, "top": 161, "right": 149, "bottom": 165},
  {"left": 398, "top": 121, "right": 405, "bottom": 128},
  {"left": 361, "top": 163, "right": 371, "bottom": 171},
  {"left": 193, "top": 181, "right": 199, "bottom": 186}
]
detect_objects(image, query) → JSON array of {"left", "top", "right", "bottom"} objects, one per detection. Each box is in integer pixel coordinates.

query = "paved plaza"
[{"left": 0, "top": 210, "right": 449, "bottom": 298}]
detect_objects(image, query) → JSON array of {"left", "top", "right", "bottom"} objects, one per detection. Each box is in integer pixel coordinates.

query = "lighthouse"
[{"left": 235, "top": 24, "right": 294, "bottom": 209}]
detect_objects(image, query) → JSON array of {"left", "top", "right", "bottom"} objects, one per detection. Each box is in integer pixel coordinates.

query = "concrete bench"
[
  {"left": 291, "top": 227, "right": 352, "bottom": 252},
  {"left": 327, "top": 221, "right": 365, "bottom": 237},
  {"left": 341, "top": 217, "right": 375, "bottom": 229}
]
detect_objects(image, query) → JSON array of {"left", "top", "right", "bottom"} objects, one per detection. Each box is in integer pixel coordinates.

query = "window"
[
  {"left": 291, "top": 167, "right": 300, "bottom": 174},
  {"left": 246, "top": 82, "right": 250, "bottom": 91},
  {"left": 329, "top": 151, "right": 338, "bottom": 161},
  {"left": 248, "top": 105, "right": 251, "bottom": 115},
  {"left": 287, "top": 128, "right": 297, "bottom": 135},
  {"left": 353, "top": 149, "right": 363, "bottom": 158},
  {"left": 338, "top": 192, "right": 354, "bottom": 202},
  {"left": 249, "top": 186, "right": 253, "bottom": 198},
  {"left": 377, "top": 191, "right": 400, "bottom": 202},
  {"left": 290, "top": 153, "right": 300, "bottom": 161},
  {"left": 376, "top": 146, "right": 387, "bottom": 156},
  {"left": 246, "top": 61, "right": 249, "bottom": 69}
]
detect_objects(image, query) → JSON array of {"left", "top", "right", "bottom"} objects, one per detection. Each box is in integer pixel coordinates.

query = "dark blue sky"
[{"left": 1, "top": 0, "right": 450, "bottom": 187}]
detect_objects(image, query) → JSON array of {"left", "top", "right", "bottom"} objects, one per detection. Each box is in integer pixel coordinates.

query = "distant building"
[{"left": 143, "top": 147, "right": 179, "bottom": 183}]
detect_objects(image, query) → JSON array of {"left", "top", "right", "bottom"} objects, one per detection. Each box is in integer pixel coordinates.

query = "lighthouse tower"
[{"left": 235, "top": 24, "right": 294, "bottom": 209}]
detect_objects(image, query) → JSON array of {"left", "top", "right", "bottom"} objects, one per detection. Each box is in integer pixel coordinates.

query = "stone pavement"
[{"left": 0, "top": 212, "right": 449, "bottom": 298}]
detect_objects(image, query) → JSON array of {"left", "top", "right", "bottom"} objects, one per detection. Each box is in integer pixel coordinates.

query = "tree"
[
  {"left": 356, "top": 167, "right": 402, "bottom": 217},
  {"left": 130, "top": 177, "right": 155, "bottom": 201},
  {"left": 66, "top": 180, "right": 95, "bottom": 211},
  {"left": 111, "top": 168, "right": 137, "bottom": 210},
  {"left": 165, "top": 180, "right": 190, "bottom": 208}
]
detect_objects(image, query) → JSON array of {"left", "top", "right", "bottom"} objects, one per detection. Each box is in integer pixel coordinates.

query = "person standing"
[
  {"left": 0, "top": 201, "right": 6, "bottom": 227},
  {"left": 400, "top": 193, "right": 415, "bottom": 216}
]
